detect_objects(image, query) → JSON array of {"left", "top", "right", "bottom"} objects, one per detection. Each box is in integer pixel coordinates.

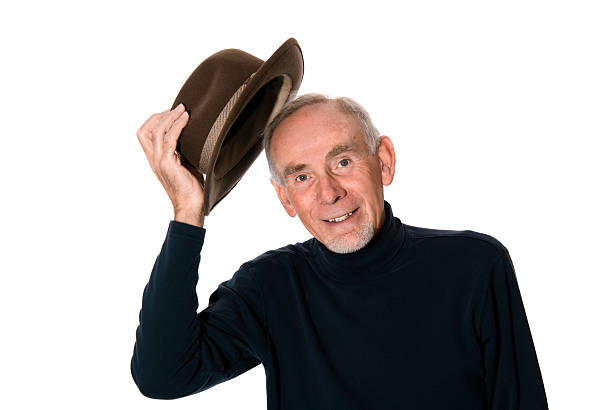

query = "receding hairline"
[
  {"left": 272, "top": 99, "right": 348, "bottom": 134},
  {"left": 270, "top": 104, "right": 366, "bottom": 183},
  {"left": 263, "top": 94, "right": 381, "bottom": 185},
  {"left": 268, "top": 100, "right": 360, "bottom": 157}
]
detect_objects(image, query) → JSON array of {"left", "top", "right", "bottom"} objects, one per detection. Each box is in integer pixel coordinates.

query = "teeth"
[{"left": 328, "top": 211, "right": 353, "bottom": 223}]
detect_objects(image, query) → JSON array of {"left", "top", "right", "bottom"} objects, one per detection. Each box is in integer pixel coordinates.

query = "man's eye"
[
  {"left": 338, "top": 159, "right": 350, "bottom": 167},
  {"left": 296, "top": 174, "right": 308, "bottom": 182}
]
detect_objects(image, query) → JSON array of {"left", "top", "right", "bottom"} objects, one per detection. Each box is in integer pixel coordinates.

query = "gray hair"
[{"left": 263, "top": 93, "right": 381, "bottom": 185}]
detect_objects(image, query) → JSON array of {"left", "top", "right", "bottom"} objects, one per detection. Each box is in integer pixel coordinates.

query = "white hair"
[
  {"left": 263, "top": 93, "right": 381, "bottom": 185},
  {"left": 324, "top": 217, "right": 375, "bottom": 253}
]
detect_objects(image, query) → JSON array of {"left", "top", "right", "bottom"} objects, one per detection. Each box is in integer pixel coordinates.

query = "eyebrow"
[
  {"left": 282, "top": 163, "right": 307, "bottom": 180},
  {"left": 325, "top": 143, "right": 356, "bottom": 162},
  {"left": 281, "top": 143, "right": 358, "bottom": 181}
]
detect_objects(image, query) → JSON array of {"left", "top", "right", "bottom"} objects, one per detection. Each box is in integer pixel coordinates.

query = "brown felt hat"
[{"left": 171, "top": 38, "right": 304, "bottom": 215}]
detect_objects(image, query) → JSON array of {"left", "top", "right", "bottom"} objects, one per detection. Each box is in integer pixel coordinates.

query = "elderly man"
[{"left": 131, "top": 94, "right": 548, "bottom": 409}]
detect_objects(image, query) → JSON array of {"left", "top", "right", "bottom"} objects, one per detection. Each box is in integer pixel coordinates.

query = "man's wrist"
[{"left": 174, "top": 208, "right": 205, "bottom": 227}]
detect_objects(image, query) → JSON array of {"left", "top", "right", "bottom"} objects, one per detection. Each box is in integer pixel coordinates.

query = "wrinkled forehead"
[{"left": 270, "top": 103, "right": 363, "bottom": 158}]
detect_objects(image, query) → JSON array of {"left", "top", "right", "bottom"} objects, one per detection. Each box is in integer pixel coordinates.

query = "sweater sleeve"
[
  {"left": 130, "top": 220, "right": 269, "bottom": 399},
  {"left": 477, "top": 250, "right": 549, "bottom": 409}
]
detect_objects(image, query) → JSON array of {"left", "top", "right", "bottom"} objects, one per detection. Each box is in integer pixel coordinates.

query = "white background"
[{"left": 1, "top": 0, "right": 610, "bottom": 408}]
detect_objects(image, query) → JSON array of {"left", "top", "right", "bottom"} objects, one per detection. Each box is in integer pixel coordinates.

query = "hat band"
[{"left": 199, "top": 73, "right": 255, "bottom": 173}]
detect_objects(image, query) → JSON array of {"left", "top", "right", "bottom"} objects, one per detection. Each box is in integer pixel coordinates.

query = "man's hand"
[{"left": 136, "top": 104, "right": 205, "bottom": 227}]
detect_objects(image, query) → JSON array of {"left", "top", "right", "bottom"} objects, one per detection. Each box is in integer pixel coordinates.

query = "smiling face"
[{"left": 269, "top": 102, "right": 396, "bottom": 253}]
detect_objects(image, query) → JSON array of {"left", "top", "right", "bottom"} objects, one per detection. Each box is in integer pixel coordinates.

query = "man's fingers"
[
  {"left": 136, "top": 105, "right": 188, "bottom": 176},
  {"left": 162, "top": 111, "right": 190, "bottom": 158},
  {"left": 179, "top": 152, "right": 205, "bottom": 187},
  {"left": 137, "top": 110, "right": 167, "bottom": 142},
  {"left": 136, "top": 109, "right": 172, "bottom": 159},
  {"left": 148, "top": 105, "right": 185, "bottom": 158},
  {"left": 154, "top": 104, "right": 186, "bottom": 139}
]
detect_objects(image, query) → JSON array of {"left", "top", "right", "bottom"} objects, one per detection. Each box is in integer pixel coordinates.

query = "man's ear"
[
  {"left": 270, "top": 178, "right": 297, "bottom": 217},
  {"left": 377, "top": 135, "right": 396, "bottom": 186}
]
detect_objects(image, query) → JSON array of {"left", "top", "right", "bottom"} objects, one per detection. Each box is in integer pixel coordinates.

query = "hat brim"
[{"left": 201, "top": 38, "right": 303, "bottom": 215}]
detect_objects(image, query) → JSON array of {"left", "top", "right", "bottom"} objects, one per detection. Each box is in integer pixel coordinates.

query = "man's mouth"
[{"left": 324, "top": 208, "right": 359, "bottom": 223}]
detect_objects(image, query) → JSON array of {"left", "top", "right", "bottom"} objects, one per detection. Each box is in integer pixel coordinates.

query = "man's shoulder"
[
  {"left": 403, "top": 223, "right": 509, "bottom": 260},
  {"left": 239, "top": 238, "right": 314, "bottom": 275}
]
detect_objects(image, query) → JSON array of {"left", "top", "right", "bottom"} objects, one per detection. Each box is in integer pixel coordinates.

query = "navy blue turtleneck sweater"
[{"left": 131, "top": 201, "right": 548, "bottom": 409}]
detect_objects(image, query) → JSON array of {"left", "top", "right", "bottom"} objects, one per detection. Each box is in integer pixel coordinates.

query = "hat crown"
[
  {"left": 172, "top": 49, "right": 264, "bottom": 167},
  {"left": 202, "top": 48, "right": 264, "bottom": 87},
  {"left": 170, "top": 38, "right": 303, "bottom": 215}
]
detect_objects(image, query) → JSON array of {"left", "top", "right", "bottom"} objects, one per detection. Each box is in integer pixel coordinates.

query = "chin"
[{"left": 323, "top": 221, "right": 375, "bottom": 254}]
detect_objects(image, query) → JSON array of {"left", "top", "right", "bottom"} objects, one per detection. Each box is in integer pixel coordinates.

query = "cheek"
[
  {"left": 287, "top": 188, "right": 312, "bottom": 214},
  {"left": 346, "top": 172, "right": 379, "bottom": 195}
]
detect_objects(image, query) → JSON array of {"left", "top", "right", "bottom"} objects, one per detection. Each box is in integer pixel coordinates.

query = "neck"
[{"left": 309, "top": 201, "right": 406, "bottom": 284}]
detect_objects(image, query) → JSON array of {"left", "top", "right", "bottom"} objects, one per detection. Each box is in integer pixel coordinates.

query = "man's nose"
[{"left": 316, "top": 173, "right": 346, "bottom": 205}]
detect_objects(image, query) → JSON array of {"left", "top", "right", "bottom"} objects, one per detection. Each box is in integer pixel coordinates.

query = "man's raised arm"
[
  {"left": 130, "top": 220, "right": 268, "bottom": 399},
  {"left": 130, "top": 105, "right": 269, "bottom": 399}
]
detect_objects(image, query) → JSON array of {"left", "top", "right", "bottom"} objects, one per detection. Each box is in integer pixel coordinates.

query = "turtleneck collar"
[{"left": 308, "top": 201, "right": 406, "bottom": 284}]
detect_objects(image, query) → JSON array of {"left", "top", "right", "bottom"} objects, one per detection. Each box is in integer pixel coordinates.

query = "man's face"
[{"left": 269, "top": 102, "right": 395, "bottom": 253}]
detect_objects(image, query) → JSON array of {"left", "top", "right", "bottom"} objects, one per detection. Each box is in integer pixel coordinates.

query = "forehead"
[{"left": 270, "top": 103, "right": 366, "bottom": 163}]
